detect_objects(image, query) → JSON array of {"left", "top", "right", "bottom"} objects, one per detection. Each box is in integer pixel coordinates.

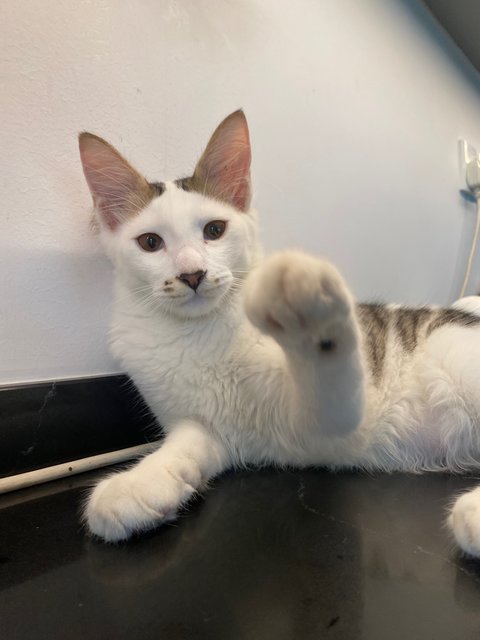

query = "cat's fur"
[{"left": 79, "top": 110, "right": 480, "bottom": 556}]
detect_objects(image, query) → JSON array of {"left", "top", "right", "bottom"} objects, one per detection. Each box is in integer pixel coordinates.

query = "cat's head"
[{"left": 79, "top": 110, "right": 259, "bottom": 319}]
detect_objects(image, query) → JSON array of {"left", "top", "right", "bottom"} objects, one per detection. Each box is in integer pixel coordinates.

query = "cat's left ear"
[{"left": 193, "top": 110, "right": 251, "bottom": 212}]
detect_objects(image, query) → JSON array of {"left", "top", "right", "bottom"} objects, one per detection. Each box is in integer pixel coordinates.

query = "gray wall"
[{"left": 2, "top": 0, "right": 480, "bottom": 384}]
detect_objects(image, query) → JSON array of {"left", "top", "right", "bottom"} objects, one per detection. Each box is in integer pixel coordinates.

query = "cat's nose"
[{"left": 177, "top": 270, "right": 206, "bottom": 292}]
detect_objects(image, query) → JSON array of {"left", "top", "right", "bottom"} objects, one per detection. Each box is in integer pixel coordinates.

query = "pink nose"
[{"left": 177, "top": 270, "right": 206, "bottom": 291}]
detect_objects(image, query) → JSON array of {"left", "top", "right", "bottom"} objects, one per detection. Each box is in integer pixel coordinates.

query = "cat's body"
[
  {"left": 112, "top": 251, "right": 480, "bottom": 473},
  {"left": 79, "top": 111, "right": 480, "bottom": 556}
]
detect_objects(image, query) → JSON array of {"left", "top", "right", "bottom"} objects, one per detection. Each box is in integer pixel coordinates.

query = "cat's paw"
[
  {"left": 85, "top": 468, "right": 196, "bottom": 543},
  {"left": 244, "top": 250, "right": 356, "bottom": 353},
  {"left": 448, "top": 487, "right": 480, "bottom": 557}
]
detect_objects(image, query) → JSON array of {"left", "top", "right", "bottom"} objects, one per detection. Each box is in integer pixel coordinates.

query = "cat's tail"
[{"left": 451, "top": 296, "right": 480, "bottom": 317}]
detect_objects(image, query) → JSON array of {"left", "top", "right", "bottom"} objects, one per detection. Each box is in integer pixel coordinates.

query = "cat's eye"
[
  {"left": 136, "top": 233, "right": 163, "bottom": 252},
  {"left": 204, "top": 220, "right": 226, "bottom": 240}
]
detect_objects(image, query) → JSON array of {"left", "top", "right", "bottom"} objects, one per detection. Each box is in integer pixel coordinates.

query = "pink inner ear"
[
  {"left": 219, "top": 139, "right": 251, "bottom": 212},
  {"left": 79, "top": 134, "right": 147, "bottom": 230},
  {"left": 229, "top": 169, "right": 250, "bottom": 212},
  {"left": 195, "top": 111, "right": 252, "bottom": 211}
]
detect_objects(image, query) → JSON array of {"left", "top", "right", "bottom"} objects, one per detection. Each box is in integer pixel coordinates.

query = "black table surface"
[{"left": 2, "top": 467, "right": 480, "bottom": 639}]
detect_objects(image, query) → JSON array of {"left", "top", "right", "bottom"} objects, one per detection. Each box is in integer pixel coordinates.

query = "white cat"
[{"left": 79, "top": 110, "right": 480, "bottom": 555}]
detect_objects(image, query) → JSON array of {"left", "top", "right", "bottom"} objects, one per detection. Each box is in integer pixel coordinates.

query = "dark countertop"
[{"left": 2, "top": 468, "right": 480, "bottom": 639}]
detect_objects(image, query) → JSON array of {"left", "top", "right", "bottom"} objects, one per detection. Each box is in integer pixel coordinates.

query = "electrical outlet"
[{"left": 459, "top": 139, "right": 479, "bottom": 200}]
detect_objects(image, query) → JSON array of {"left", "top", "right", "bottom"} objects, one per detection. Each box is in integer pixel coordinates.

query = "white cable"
[
  {"left": 459, "top": 195, "right": 480, "bottom": 298},
  {"left": 0, "top": 443, "right": 156, "bottom": 495}
]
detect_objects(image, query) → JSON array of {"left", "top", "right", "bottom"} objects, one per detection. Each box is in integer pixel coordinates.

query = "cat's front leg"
[
  {"left": 448, "top": 487, "right": 480, "bottom": 557},
  {"left": 244, "top": 250, "right": 365, "bottom": 435},
  {"left": 85, "top": 420, "right": 228, "bottom": 542}
]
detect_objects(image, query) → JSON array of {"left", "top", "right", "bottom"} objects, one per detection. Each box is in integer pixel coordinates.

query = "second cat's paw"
[
  {"left": 448, "top": 487, "right": 480, "bottom": 557},
  {"left": 85, "top": 468, "right": 196, "bottom": 543},
  {"left": 244, "top": 250, "right": 356, "bottom": 352}
]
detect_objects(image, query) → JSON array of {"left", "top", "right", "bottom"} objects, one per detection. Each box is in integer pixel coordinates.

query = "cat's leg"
[
  {"left": 85, "top": 420, "right": 228, "bottom": 542},
  {"left": 448, "top": 487, "right": 480, "bottom": 557},
  {"left": 244, "top": 250, "right": 366, "bottom": 436},
  {"left": 423, "top": 326, "right": 480, "bottom": 463},
  {"left": 423, "top": 325, "right": 480, "bottom": 556}
]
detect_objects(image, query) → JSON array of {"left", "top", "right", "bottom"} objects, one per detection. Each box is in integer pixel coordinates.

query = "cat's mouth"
[
  {"left": 179, "top": 280, "right": 229, "bottom": 300},
  {"left": 167, "top": 275, "right": 234, "bottom": 314}
]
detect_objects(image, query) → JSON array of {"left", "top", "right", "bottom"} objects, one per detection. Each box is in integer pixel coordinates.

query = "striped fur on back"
[{"left": 357, "top": 303, "right": 480, "bottom": 382}]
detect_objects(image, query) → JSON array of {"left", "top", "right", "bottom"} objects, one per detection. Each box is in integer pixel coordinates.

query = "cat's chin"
[{"left": 168, "top": 288, "right": 229, "bottom": 319}]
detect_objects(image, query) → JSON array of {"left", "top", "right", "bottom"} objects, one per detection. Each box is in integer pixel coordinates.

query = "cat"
[{"left": 79, "top": 110, "right": 480, "bottom": 556}]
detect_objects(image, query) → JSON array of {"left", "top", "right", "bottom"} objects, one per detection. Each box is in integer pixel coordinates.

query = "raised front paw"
[
  {"left": 244, "top": 250, "right": 356, "bottom": 353},
  {"left": 85, "top": 468, "right": 196, "bottom": 543}
]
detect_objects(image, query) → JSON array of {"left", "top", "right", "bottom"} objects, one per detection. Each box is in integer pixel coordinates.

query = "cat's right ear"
[{"left": 79, "top": 133, "right": 152, "bottom": 230}]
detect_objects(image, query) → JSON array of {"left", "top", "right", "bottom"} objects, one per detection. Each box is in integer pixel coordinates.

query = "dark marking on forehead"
[
  {"left": 357, "top": 303, "right": 389, "bottom": 383},
  {"left": 394, "top": 307, "right": 432, "bottom": 352},
  {"left": 174, "top": 175, "right": 207, "bottom": 196},
  {"left": 149, "top": 181, "right": 166, "bottom": 197},
  {"left": 175, "top": 174, "right": 224, "bottom": 202},
  {"left": 174, "top": 172, "right": 246, "bottom": 210},
  {"left": 175, "top": 177, "right": 192, "bottom": 192},
  {"left": 426, "top": 308, "right": 480, "bottom": 336}
]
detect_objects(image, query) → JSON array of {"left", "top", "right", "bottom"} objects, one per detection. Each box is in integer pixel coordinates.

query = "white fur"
[{"left": 83, "top": 173, "right": 480, "bottom": 554}]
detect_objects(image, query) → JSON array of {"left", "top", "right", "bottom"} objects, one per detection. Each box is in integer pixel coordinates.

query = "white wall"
[{"left": 2, "top": 0, "right": 480, "bottom": 385}]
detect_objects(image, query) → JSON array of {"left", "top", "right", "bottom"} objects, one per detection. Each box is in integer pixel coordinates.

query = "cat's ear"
[
  {"left": 193, "top": 110, "right": 251, "bottom": 212},
  {"left": 79, "top": 133, "right": 153, "bottom": 230}
]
